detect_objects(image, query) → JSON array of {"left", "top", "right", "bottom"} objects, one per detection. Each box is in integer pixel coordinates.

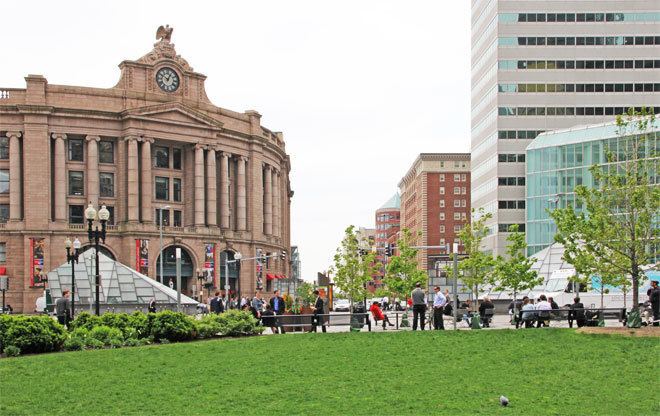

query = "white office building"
[{"left": 470, "top": 0, "right": 660, "bottom": 255}]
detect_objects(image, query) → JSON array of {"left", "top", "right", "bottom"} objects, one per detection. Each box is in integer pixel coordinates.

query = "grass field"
[{"left": 1, "top": 329, "right": 658, "bottom": 415}]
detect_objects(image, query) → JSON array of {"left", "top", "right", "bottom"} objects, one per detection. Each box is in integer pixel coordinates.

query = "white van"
[{"left": 526, "top": 268, "right": 656, "bottom": 308}]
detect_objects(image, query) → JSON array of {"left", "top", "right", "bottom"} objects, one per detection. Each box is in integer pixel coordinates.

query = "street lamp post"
[
  {"left": 196, "top": 268, "right": 204, "bottom": 303},
  {"left": 64, "top": 237, "right": 82, "bottom": 319},
  {"left": 158, "top": 205, "right": 171, "bottom": 284},
  {"left": 225, "top": 252, "right": 242, "bottom": 308},
  {"left": 85, "top": 203, "right": 110, "bottom": 316}
]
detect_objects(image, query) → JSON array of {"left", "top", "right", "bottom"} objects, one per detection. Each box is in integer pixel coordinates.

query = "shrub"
[
  {"left": 207, "top": 310, "right": 264, "bottom": 337},
  {"left": 108, "top": 338, "right": 123, "bottom": 349},
  {"left": 88, "top": 325, "right": 124, "bottom": 346},
  {"left": 195, "top": 320, "right": 222, "bottom": 339},
  {"left": 2, "top": 315, "right": 66, "bottom": 354},
  {"left": 149, "top": 311, "right": 195, "bottom": 342},
  {"left": 69, "top": 312, "right": 102, "bottom": 332},
  {"left": 63, "top": 336, "right": 85, "bottom": 351},
  {"left": 123, "top": 338, "right": 140, "bottom": 347},
  {"left": 4, "top": 345, "right": 20, "bottom": 357},
  {"left": 84, "top": 338, "right": 104, "bottom": 349}
]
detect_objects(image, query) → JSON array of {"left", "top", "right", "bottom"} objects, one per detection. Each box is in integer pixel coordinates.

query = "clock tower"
[{"left": 114, "top": 25, "right": 211, "bottom": 104}]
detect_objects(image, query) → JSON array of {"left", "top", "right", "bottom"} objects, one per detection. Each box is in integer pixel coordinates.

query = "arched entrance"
[
  {"left": 81, "top": 245, "right": 116, "bottom": 260},
  {"left": 156, "top": 245, "right": 194, "bottom": 292},
  {"left": 219, "top": 250, "right": 240, "bottom": 294}
]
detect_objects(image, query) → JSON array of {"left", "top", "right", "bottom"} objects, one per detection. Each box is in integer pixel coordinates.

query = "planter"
[{"left": 280, "top": 311, "right": 298, "bottom": 332}]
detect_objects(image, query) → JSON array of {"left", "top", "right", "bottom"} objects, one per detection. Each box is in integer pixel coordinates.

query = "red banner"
[
  {"left": 136, "top": 239, "right": 149, "bottom": 276},
  {"left": 204, "top": 243, "right": 215, "bottom": 287},
  {"left": 30, "top": 238, "right": 46, "bottom": 287}
]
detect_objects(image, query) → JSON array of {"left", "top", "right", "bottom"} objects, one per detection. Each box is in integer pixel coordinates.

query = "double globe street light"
[
  {"left": 84, "top": 203, "right": 110, "bottom": 316},
  {"left": 64, "top": 237, "right": 82, "bottom": 319}
]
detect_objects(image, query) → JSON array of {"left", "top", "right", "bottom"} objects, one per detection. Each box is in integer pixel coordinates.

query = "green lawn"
[{"left": 1, "top": 329, "right": 658, "bottom": 415}]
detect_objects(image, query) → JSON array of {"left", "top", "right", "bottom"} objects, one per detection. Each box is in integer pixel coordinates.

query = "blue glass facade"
[{"left": 526, "top": 120, "right": 659, "bottom": 255}]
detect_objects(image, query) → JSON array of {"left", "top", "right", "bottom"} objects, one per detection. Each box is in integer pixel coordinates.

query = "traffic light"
[
  {"left": 280, "top": 250, "right": 287, "bottom": 261},
  {"left": 385, "top": 244, "right": 392, "bottom": 256}
]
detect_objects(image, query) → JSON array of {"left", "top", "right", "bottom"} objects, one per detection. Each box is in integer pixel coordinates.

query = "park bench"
[
  {"left": 269, "top": 312, "right": 373, "bottom": 332},
  {"left": 516, "top": 307, "right": 627, "bottom": 328}
]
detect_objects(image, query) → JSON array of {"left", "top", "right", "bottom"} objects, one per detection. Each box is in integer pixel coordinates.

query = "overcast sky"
[{"left": 1, "top": 0, "right": 471, "bottom": 280}]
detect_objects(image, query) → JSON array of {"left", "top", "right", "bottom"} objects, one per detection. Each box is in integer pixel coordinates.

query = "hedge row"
[{"left": 0, "top": 310, "right": 263, "bottom": 357}]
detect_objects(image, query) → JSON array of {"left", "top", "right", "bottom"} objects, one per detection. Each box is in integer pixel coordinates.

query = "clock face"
[{"left": 156, "top": 67, "right": 180, "bottom": 92}]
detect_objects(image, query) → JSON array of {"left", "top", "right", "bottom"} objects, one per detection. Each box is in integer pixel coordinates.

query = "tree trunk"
[
  {"left": 631, "top": 264, "right": 639, "bottom": 308},
  {"left": 473, "top": 284, "right": 479, "bottom": 313}
]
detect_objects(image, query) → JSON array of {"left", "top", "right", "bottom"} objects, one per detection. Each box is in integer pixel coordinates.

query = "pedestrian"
[
  {"left": 649, "top": 280, "right": 660, "bottom": 327},
  {"left": 148, "top": 297, "right": 157, "bottom": 313},
  {"left": 55, "top": 290, "right": 72, "bottom": 327},
  {"left": 310, "top": 289, "right": 326, "bottom": 333},
  {"left": 511, "top": 296, "right": 527, "bottom": 328},
  {"left": 411, "top": 282, "right": 427, "bottom": 331},
  {"left": 269, "top": 289, "right": 286, "bottom": 334},
  {"left": 521, "top": 298, "right": 536, "bottom": 328},
  {"left": 261, "top": 304, "right": 278, "bottom": 334},
  {"left": 369, "top": 301, "right": 394, "bottom": 330},
  {"left": 535, "top": 295, "right": 552, "bottom": 327},
  {"left": 431, "top": 286, "right": 446, "bottom": 330},
  {"left": 381, "top": 295, "right": 389, "bottom": 311},
  {"left": 569, "top": 296, "right": 586, "bottom": 328},
  {"left": 549, "top": 296, "right": 560, "bottom": 310},
  {"left": 252, "top": 291, "right": 264, "bottom": 319},
  {"left": 478, "top": 296, "right": 495, "bottom": 328},
  {"left": 210, "top": 291, "right": 224, "bottom": 314}
]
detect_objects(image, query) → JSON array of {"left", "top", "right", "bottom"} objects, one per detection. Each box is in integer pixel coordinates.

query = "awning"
[
  {"left": 278, "top": 275, "right": 287, "bottom": 279},
  {"left": 266, "top": 273, "right": 276, "bottom": 280},
  {"left": 0, "top": 266, "right": 6, "bottom": 275}
]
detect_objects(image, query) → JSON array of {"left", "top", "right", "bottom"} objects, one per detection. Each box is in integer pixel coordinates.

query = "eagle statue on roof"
[{"left": 156, "top": 25, "right": 173, "bottom": 43}]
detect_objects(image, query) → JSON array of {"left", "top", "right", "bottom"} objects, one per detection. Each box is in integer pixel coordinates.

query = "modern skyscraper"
[{"left": 470, "top": 1, "right": 660, "bottom": 256}]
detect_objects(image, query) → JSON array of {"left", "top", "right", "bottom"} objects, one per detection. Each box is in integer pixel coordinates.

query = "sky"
[{"left": 1, "top": 0, "right": 471, "bottom": 280}]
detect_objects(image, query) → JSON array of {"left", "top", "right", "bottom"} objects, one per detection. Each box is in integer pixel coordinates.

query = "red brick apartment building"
[{"left": 399, "top": 153, "right": 470, "bottom": 276}]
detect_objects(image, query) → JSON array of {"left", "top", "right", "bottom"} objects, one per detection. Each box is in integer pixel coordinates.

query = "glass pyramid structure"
[{"left": 47, "top": 248, "right": 198, "bottom": 313}]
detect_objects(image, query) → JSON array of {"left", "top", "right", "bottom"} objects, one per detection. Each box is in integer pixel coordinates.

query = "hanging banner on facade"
[
  {"left": 29, "top": 237, "right": 46, "bottom": 287},
  {"left": 204, "top": 243, "right": 215, "bottom": 287},
  {"left": 256, "top": 248, "right": 264, "bottom": 291},
  {"left": 135, "top": 239, "right": 149, "bottom": 276}
]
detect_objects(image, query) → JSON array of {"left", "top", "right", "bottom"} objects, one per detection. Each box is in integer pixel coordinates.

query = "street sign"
[
  {"left": 224, "top": 284, "right": 231, "bottom": 290},
  {"left": 0, "top": 276, "right": 8, "bottom": 291}
]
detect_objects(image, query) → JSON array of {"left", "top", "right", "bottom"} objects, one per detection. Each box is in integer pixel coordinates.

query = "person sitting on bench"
[
  {"left": 479, "top": 297, "right": 495, "bottom": 328},
  {"left": 535, "top": 295, "right": 552, "bottom": 328},
  {"left": 370, "top": 301, "right": 394, "bottom": 330},
  {"left": 521, "top": 298, "right": 536, "bottom": 328},
  {"left": 569, "top": 296, "right": 586, "bottom": 328}
]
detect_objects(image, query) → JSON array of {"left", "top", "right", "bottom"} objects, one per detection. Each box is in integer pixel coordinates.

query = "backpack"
[{"left": 443, "top": 303, "right": 453, "bottom": 316}]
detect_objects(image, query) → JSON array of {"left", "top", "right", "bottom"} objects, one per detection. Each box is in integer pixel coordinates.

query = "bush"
[
  {"left": 4, "top": 345, "right": 20, "bottom": 357},
  {"left": 63, "top": 336, "right": 85, "bottom": 351},
  {"left": 84, "top": 338, "right": 104, "bottom": 349},
  {"left": 195, "top": 319, "right": 222, "bottom": 339},
  {"left": 149, "top": 311, "right": 195, "bottom": 342},
  {"left": 69, "top": 312, "right": 102, "bottom": 332},
  {"left": 123, "top": 338, "right": 140, "bottom": 347},
  {"left": 88, "top": 325, "right": 124, "bottom": 346},
  {"left": 2, "top": 315, "right": 66, "bottom": 354},
  {"left": 207, "top": 310, "right": 264, "bottom": 337}
]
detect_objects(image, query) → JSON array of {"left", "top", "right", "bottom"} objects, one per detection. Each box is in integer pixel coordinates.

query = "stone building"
[
  {"left": 399, "top": 153, "right": 471, "bottom": 276},
  {"left": 0, "top": 27, "right": 292, "bottom": 312}
]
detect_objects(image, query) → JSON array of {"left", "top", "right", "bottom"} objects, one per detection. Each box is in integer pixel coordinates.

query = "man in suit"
[
  {"left": 411, "top": 282, "right": 427, "bottom": 330},
  {"left": 210, "top": 291, "right": 224, "bottom": 314},
  {"left": 269, "top": 290, "right": 286, "bottom": 334},
  {"left": 311, "top": 290, "right": 326, "bottom": 333}
]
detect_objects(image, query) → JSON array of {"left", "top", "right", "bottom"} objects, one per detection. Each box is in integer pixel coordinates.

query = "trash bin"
[{"left": 351, "top": 304, "right": 366, "bottom": 332}]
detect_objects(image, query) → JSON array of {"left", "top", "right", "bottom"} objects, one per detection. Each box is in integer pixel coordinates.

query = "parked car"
[{"left": 333, "top": 299, "right": 350, "bottom": 312}]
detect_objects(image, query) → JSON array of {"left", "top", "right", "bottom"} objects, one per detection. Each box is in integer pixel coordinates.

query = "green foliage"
[
  {"left": 454, "top": 208, "right": 495, "bottom": 310},
  {"left": 382, "top": 228, "right": 427, "bottom": 300},
  {"left": 1, "top": 315, "right": 66, "bottom": 354},
  {"left": 203, "top": 309, "right": 264, "bottom": 336},
  {"left": 195, "top": 316, "right": 223, "bottom": 339},
  {"left": 295, "top": 282, "right": 316, "bottom": 307},
  {"left": 70, "top": 312, "right": 149, "bottom": 339},
  {"left": 551, "top": 108, "right": 659, "bottom": 307},
  {"left": 330, "top": 225, "right": 377, "bottom": 305},
  {"left": 89, "top": 325, "right": 124, "bottom": 346},
  {"left": 149, "top": 311, "right": 195, "bottom": 342},
  {"left": 85, "top": 338, "right": 105, "bottom": 349},
  {"left": 3, "top": 345, "right": 20, "bottom": 357},
  {"left": 63, "top": 336, "right": 85, "bottom": 351},
  {"left": 492, "top": 224, "right": 543, "bottom": 298},
  {"left": 69, "top": 312, "right": 102, "bottom": 331}
]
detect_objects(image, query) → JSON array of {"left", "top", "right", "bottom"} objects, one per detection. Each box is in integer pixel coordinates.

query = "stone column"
[
  {"left": 219, "top": 152, "right": 230, "bottom": 229},
  {"left": 7, "top": 132, "right": 22, "bottom": 220},
  {"left": 263, "top": 165, "right": 272, "bottom": 235},
  {"left": 126, "top": 136, "right": 139, "bottom": 222},
  {"left": 51, "top": 133, "right": 67, "bottom": 221},
  {"left": 236, "top": 156, "right": 247, "bottom": 230},
  {"left": 140, "top": 138, "right": 153, "bottom": 223},
  {"left": 272, "top": 168, "right": 280, "bottom": 237},
  {"left": 206, "top": 147, "right": 217, "bottom": 226},
  {"left": 86, "top": 135, "right": 100, "bottom": 209},
  {"left": 194, "top": 144, "right": 205, "bottom": 226}
]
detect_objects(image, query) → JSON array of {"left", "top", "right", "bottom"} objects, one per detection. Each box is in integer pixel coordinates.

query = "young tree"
[
  {"left": 550, "top": 108, "right": 659, "bottom": 309},
  {"left": 491, "top": 224, "right": 543, "bottom": 309},
  {"left": 382, "top": 228, "right": 427, "bottom": 302},
  {"left": 454, "top": 208, "right": 494, "bottom": 312},
  {"left": 330, "top": 225, "right": 376, "bottom": 308}
]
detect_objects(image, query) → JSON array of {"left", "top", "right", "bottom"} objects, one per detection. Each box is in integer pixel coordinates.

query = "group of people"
[{"left": 509, "top": 294, "right": 558, "bottom": 328}]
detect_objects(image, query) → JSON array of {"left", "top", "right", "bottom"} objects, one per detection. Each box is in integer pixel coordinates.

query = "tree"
[
  {"left": 330, "top": 225, "right": 376, "bottom": 308},
  {"left": 382, "top": 228, "right": 427, "bottom": 302},
  {"left": 550, "top": 108, "right": 659, "bottom": 308},
  {"left": 491, "top": 224, "right": 543, "bottom": 308},
  {"left": 454, "top": 208, "right": 494, "bottom": 312}
]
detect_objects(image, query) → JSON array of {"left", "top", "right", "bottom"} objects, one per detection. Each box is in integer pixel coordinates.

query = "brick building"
[
  {"left": 374, "top": 193, "right": 400, "bottom": 277},
  {"left": 399, "top": 153, "right": 471, "bottom": 276},
  {"left": 0, "top": 27, "right": 292, "bottom": 312}
]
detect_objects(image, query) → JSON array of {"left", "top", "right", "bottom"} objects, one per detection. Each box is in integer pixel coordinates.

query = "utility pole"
[{"left": 452, "top": 242, "right": 459, "bottom": 331}]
